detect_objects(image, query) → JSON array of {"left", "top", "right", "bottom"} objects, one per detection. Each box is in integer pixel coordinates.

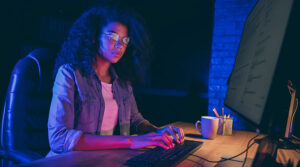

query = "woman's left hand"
[{"left": 156, "top": 125, "right": 185, "bottom": 144}]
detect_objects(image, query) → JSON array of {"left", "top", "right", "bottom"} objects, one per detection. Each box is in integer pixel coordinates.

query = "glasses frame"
[{"left": 102, "top": 32, "right": 130, "bottom": 46}]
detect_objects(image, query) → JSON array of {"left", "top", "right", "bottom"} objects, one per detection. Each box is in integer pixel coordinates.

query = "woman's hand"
[
  {"left": 129, "top": 132, "right": 175, "bottom": 150},
  {"left": 156, "top": 125, "right": 185, "bottom": 144}
]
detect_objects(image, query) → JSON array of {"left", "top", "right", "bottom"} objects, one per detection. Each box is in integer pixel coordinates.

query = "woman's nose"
[{"left": 115, "top": 40, "right": 122, "bottom": 48}]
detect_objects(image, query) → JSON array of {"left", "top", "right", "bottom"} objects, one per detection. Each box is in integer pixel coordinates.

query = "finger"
[
  {"left": 179, "top": 128, "right": 185, "bottom": 143},
  {"left": 153, "top": 141, "right": 169, "bottom": 150},
  {"left": 162, "top": 134, "right": 174, "bottom": 148},
  {"left": 169, "top": 126, "right": 180, "bottom": 144},
  {"left": 174, "top": 127, "right": 184, "bottom": 143},
  {"left": 173, "top": 127, "right": 184, "bottom": 143},
  {"left": 151, "top": 134, "right": 174, "bottom": 148}
]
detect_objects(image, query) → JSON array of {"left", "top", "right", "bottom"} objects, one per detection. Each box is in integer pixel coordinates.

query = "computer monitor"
[{"left": 224, "top": 0, "right": 299, "bottom": 137}]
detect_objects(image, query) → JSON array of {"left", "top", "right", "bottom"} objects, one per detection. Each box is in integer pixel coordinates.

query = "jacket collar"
[{"left": 91, "top": 65, "right": 119, "bottom": 82}]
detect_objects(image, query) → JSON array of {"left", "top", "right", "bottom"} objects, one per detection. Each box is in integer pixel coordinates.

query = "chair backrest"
[{"left": 1, "top": 48, "right": 57, "bottom": 157}]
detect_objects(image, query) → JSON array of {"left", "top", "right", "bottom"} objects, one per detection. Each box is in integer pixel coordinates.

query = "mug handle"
[{"left": 195, "top": 120, "right": 201, "bottom": 134}]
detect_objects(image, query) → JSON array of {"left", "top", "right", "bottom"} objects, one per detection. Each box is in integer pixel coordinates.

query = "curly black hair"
[{"left": 54, "top": 4, "right": 152, "bottom": 84}]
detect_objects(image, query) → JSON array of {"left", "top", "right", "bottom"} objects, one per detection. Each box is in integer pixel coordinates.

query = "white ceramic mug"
[{"left": 195, "top": 116, "right": 219, "bottom": 139}]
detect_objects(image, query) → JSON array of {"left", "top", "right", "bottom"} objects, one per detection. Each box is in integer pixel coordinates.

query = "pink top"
[{"left": 100, "top": 81, "right": 119, "bottom": 135}]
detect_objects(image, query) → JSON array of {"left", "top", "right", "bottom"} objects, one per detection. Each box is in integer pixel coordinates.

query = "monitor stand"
[
  {"left": 277, "top": 137, "right": 300, "bottom": 150},
  {"left": 284, "top": 80, "right": 297, "bottom": 139},
  {"left": 278, "top": 80, "right": 299, "bottom": 150}
]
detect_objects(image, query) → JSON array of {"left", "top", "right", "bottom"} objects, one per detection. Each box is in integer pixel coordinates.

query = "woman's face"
[{"left": 98, "top": 22, "right": 130, "bottom": 63}]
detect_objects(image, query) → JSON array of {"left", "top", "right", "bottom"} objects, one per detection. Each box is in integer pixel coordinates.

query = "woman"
[{"left": 47, "top": 5, "right": 184, "bottom": 157}]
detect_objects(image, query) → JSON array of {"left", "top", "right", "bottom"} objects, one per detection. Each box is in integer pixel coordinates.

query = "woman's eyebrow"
[
  {"left": 105, "top": 30, "right": 129, "bottom": 37},
  {"left": 106, "top": 30, "right": 117, "bottom": 33}
]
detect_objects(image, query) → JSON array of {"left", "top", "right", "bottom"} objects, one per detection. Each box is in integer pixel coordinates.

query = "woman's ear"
[
  {"left": 96, "top": 38, "right": 103, "bottom": 56},
  {"left": 97, "top": 45, "right": 103, "bottom": 56}
]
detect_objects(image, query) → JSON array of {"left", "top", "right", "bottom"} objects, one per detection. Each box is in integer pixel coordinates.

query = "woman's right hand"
[{"left": 129, "top": 132, "right": 175, "bottom": 150}]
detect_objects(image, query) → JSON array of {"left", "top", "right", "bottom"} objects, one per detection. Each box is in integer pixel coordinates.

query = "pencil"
[
  {"left": 213, "top": 108, "right": 220, "bottom": 117},
  {"left": 222, "top": 107, "right": 224, "bottom": 117}
]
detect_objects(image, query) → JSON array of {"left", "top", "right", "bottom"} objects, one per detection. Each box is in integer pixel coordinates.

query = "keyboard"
[{"left": 125, "top": 140, "right": 203, "bottom": 167}]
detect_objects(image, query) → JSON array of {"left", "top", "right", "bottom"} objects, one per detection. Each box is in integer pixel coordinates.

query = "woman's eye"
[
  {"left": 109, "top": 37, "right": 116, "bottom": 41},
  {"left": 110, "top": 35, "right": 119, "bottom": 41}
]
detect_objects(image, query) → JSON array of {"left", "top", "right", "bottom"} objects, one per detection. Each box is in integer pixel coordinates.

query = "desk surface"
[{"left": 17, "top": 122, "right": 300, "bottom": 167}]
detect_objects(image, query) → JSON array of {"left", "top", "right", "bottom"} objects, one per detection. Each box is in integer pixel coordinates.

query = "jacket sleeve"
[
  {"left": 48, "top": 65, "right": 83, "bottom": 153},
  {"left": 127, "top": 84, "right": 150, "bottom": 133}
]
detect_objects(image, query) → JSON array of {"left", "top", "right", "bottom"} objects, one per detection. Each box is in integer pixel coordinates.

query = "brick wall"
[{"left": 209, "top": 0, "right": 257, "bottom": 129}]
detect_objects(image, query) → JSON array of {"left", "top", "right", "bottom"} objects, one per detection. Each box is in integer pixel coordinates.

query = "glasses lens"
[
  {"left": 106, "top": 32, "right": 119, "bottom": 41},
  {"left": 104, "top": 32, "right": 130, "bottom": 45},
  {"left": 122, "top": 37, "right": 130, "bottom": 45}
]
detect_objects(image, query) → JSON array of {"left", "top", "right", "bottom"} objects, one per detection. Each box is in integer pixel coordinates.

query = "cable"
[
  {"left": 190, "top": 142, "right": 256, "bottom": 163},
  {"left": 242, "top": 134, "right": 260, "bottom": 167},
  {"left": 186, "top": 158, "right": 205, "bottom": 167},
  {"left": 292, "top": 135, "right": 300, "bottom": 142},
  {"left": 190, "top": 134, "right": 261, "bottom": 164}
]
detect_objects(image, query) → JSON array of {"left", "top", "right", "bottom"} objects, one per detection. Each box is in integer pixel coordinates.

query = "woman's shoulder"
[
  {"left": 56, "top": 63, "right": 83, "bottom": 79},
  {"left": 58, "top": 63, "right": 76, "bottom": 71},
  {"left": 58, "top": 63, "right": 85, "bottom": 75}
]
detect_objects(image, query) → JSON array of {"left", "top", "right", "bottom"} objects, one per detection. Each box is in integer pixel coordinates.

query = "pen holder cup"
[{"left": 217, "top": 117, "right": 233, "bottom": 136}]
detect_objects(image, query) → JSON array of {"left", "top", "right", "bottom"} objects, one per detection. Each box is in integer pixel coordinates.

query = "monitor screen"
[{"left": 224, "top": 0, "right": 297, "bottom": 133}]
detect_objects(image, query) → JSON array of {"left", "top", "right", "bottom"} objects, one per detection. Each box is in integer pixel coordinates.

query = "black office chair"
[{"left": 0, "top": 48, "right": 57, "bottom": 166}]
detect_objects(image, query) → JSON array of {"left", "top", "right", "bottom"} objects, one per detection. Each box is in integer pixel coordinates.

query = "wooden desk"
[{"left": 16, "top": 122, "right": 300, "bottom": 167}]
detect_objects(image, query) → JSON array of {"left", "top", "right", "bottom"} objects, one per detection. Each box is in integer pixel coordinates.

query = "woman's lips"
[{"left": 115, "top": 51, "right": 122, "bottom": 57}]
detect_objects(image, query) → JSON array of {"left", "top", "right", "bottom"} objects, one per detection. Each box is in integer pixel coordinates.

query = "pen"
[{"left": 213, "top": 108, "right": 220, "bottom": 117}]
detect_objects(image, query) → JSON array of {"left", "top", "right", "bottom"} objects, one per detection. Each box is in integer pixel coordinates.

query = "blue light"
[{"left": 209, "top": 0, "right": 257, "bottom": 130}]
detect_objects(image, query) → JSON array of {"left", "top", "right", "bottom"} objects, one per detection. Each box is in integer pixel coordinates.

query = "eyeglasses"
[{"left": 103, "top": 32, "right": 130, "bottom": 46}]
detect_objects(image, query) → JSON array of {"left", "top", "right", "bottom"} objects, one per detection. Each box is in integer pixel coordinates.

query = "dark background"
[{"left": 1, "top": 0, "right": 214, "bottom": 126}]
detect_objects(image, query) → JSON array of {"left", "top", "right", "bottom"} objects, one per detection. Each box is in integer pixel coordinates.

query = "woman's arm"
[
  {"left": 127, "top": 83, "right": 184, "bottom": 143},
  {"left": 136, "top": 120, "right": 159, "bottom": 134},
  {"left": 74, "top": 132, "right": 175, "bottom": 150},
  {"left": 125, "top": 83, "right": 184, "bottom": 144},
  {"left": 48, "top": 65, "right": 84, "bottom": 153},
  {"left": 137, "top": 121, "right": 185, "bottom": 144},
  {"left": 73, "top": 133, "right": 131, "bottom": 150}
]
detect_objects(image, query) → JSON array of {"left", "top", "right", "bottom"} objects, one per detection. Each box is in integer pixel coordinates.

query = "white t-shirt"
[{"left": 100, "top": 81, "right": 118, "bottom": 135}]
